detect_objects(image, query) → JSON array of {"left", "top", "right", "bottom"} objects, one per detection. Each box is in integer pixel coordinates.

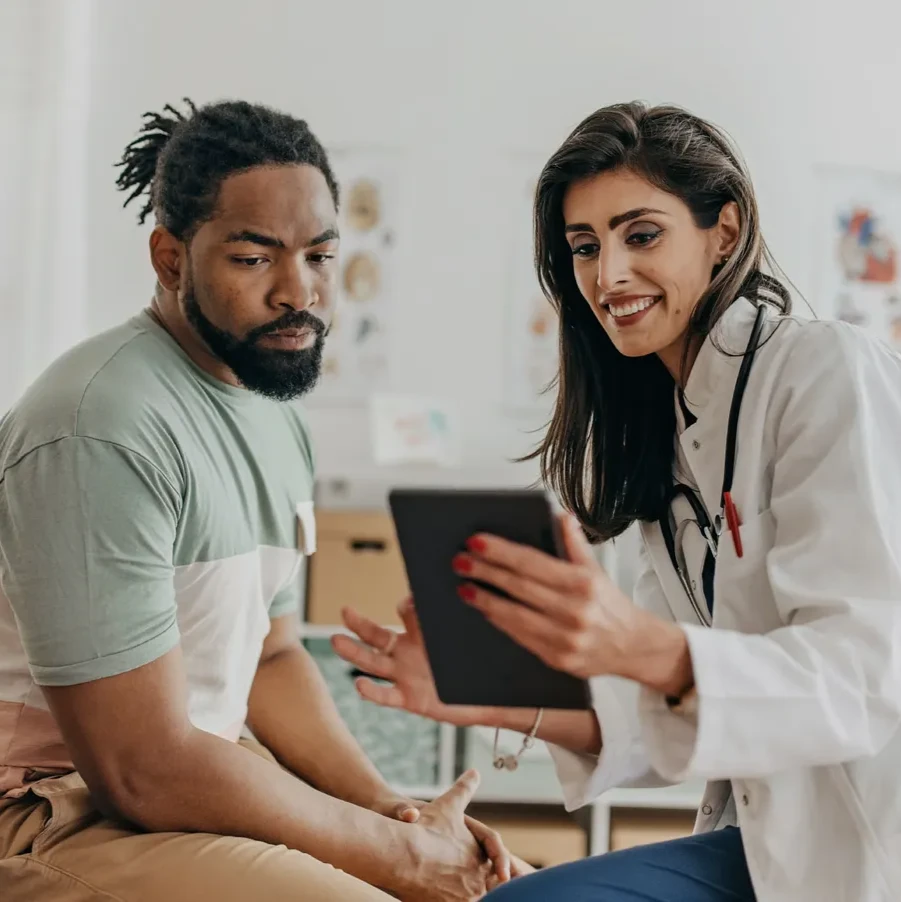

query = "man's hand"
[
  {"left": 463, "top": 815, "right": 535, "bottom": 882},
  {"left": 373, "top": 794, "right": 535, "bottom": 884},
  {"left": 394, "top": 770, "right": 492, "bottom": 902},
  {"left": 371, "top": 794, "right": 422, "bottom": 824}
]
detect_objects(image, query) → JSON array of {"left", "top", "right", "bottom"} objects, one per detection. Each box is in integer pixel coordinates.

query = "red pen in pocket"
[{"left": 723, "top": 492, "right": 743, "bottom": 558}]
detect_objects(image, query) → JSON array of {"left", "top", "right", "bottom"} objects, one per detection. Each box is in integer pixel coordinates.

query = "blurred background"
[{"left": 4, "top": 0, "right": 901, "bottom": 867}]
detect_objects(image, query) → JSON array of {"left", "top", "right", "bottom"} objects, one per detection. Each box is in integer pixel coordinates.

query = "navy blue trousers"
[{"left": 487, "top": 827, "right": 756, "bottom": 902}]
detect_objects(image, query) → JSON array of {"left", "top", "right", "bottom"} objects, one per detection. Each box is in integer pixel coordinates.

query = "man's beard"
[{"left": 184, "top": 290, "right": 326, "bottom": 402}]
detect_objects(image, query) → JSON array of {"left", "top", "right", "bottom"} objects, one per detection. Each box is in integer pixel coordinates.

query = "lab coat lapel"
[
  {"left": 641, "top": 299, "right": 764, "bottom": 626},
  {"left": 677, "top": 300, "right": 759, "bottom": 527}
]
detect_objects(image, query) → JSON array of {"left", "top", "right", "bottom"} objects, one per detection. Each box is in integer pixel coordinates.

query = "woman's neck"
[{"left": 656, "top": 332, "right": 701, "bottom": 387}]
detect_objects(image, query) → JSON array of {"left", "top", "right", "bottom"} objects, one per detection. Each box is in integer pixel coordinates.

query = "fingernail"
[
  {"left": 458, "top": 584, "right": 476, "bottom": 602},
  {"left": 466, "top": 536, "right": 487, "bottom": 553},
  {"left": 452, "top": 554, "right": 472, "bottom": 573}
]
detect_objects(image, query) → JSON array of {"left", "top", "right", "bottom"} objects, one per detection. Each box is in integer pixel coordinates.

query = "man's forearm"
[
  {"left": 113, "top": 726, "right": 412, "bottom": 893},
  {"left": 247, "top": 644, "right": 395, "bottom": 809}
]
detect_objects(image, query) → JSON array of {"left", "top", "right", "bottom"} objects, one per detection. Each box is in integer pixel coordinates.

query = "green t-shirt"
[{"left": 0, "top": 310, "right": 314, "bottom": 759}]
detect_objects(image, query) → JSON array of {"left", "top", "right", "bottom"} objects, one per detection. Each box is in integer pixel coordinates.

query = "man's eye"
[{"left": 233, "top": 256, "right": 268, "bottom": 267}]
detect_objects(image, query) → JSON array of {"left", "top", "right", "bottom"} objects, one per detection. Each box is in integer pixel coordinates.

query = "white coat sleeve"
[
  {"left": 547, "top": 545, "right": 676, "bottom": 810},
  {"left": 640, "top": 323, "right": 901, "bottom": 781}
]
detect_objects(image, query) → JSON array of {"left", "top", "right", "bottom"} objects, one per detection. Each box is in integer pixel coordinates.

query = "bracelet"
[{"left": 492, "top": 708, "right": 544, "bottom": 772}]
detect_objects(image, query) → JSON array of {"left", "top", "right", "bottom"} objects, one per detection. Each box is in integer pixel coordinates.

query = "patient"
[{"left": 0, "top": 98, "right": 527, "bottom": 902}]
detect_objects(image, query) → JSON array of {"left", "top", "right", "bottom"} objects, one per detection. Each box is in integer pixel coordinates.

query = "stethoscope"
[{"left": 659, "top": 302, "right": 769, "bottom": 624}]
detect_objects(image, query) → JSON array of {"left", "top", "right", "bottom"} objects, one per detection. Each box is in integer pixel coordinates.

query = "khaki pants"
[{"left": 0, "top": 739, "right": 394, "bottom": 901}]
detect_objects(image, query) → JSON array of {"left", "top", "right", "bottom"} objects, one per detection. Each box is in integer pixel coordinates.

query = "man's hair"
[{"left": 115, "top": 98, "right": 339, "bottom": 239}]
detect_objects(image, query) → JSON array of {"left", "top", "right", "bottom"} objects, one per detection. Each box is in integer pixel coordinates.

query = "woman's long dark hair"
[{"left": 527, "top": 102, "right": 790, "bottom": 542}]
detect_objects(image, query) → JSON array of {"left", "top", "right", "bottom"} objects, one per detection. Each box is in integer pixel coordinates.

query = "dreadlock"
[{"left": 115, "top": 98, "right": 339, "bottom": 240}]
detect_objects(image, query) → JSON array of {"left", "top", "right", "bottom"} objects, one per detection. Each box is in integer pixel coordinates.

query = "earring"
[{"left": 721, "top": 255, "right": 730, "bottom": 264}]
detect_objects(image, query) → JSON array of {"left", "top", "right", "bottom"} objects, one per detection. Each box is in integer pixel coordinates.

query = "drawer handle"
[{"left": 349, "top": 539, "right": 387, "bottom": 552}]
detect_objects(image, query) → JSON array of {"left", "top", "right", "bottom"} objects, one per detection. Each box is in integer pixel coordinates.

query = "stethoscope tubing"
[{"left": 659, "top": 302, "right": 769, "bottom": 622}]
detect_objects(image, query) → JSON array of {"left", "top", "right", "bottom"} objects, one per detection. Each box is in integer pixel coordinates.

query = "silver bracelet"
[{"left": 492, "top": 708, "right": 544, "bottom": 772}]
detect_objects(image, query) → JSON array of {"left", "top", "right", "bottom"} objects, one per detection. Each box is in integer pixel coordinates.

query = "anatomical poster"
[
  {"left": 812, "top": 165, "right": 901, "bottom": 346},
  {"left": 313, "top": 148, "right": 401, "bottom": 402},
  {"left": 503, "top": 156, "right": 559, "bottom": 411}
]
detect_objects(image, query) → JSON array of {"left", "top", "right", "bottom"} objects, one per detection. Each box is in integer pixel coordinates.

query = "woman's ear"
[{"left": 716, "top": 201, "right": 741, "bottom": 260}]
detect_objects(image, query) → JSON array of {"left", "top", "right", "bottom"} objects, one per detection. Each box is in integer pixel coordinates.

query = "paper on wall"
[{"left": 370, "top": 394, "right": 462, "bottom": 467}]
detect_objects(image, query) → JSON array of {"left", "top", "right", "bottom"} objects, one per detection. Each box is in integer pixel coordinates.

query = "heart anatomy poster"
[{"left": 812, "top": 165, "right": 901, "bottom": 346}]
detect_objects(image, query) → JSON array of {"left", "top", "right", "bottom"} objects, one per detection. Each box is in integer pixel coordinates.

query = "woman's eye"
[
  {"left": 571, "top": 242, "right": 599, "bottom": 258},
  {"left": 626, "top": 229, "right": 663, "bottom": 247}
]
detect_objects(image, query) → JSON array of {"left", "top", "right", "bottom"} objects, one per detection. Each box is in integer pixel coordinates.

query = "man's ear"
[{"left": 149, "top": 226, "right": 184, "bottom": 292}]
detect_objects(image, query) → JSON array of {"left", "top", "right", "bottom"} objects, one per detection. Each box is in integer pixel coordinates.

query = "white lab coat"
[{"left": 548, "top": 298, "right": 901, "bottom": 901}]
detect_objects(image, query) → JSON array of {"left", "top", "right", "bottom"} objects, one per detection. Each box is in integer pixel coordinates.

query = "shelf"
[
  {"left": 392, "top": 784, "right": 445, "bottom": 801},
  {"left": 300, "top": 624, "right": 350, "bottom": 641},
  {"left": 392, "top": 783, "right": 569, "bottom": 807},
  {"left": 300, "top": 623, "right": 401, "bottom": 641},
  {"left": 393, "top": 783, "right": 703, "bottom": 811},
  {"left": 600, "top": 783, "right": 704, "bottom": 811}
]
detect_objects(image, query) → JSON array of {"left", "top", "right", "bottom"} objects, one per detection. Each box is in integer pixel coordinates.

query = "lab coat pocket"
[{"left": 713, "top": 508, "right": 780, "bottom": 632}]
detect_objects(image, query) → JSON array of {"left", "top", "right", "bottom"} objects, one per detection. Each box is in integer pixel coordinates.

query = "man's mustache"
[{"left": 247, "top": 310, "right": 327, "bottom": 344}]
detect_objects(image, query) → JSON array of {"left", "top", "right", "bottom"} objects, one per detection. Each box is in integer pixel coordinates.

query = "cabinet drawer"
[{"left": 307, "top": 510, "right": 409, "bottom": 625}]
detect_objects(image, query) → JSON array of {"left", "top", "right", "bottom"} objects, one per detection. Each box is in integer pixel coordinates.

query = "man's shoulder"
[{"left": 0, "top": 313, "right": 184, "bottom": 478}]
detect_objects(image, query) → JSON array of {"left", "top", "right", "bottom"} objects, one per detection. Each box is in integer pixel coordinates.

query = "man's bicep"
[
  {"left": 41, "top": 645, "right": 192, "bottom": 805},
  {"left": 260, "top": 611, "right": 302, "bottom": 661},
  {"left": 0, "top": 437, "right": 181, "bottom": 684}
]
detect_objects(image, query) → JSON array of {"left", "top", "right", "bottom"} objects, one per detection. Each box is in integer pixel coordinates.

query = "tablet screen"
[{"left": 389, "top": 488, "right": 591, "bottom": 710}]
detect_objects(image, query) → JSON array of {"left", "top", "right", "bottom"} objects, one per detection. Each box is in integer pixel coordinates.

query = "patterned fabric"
[{"left": 305, "top": 639, "right": 440, "bottom": 786}]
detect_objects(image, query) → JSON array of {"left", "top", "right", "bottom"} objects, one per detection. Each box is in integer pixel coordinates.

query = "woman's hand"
[
  {"left": 332, "top": 599, "right": 498, "bottom": 727},
  {"left": 455, "top": 512, "right": 694, "bottom": 696}
]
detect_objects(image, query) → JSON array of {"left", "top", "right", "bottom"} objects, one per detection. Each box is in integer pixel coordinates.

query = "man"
[{"left": 0, "top": 98, "right": 524, "bottom": 901}]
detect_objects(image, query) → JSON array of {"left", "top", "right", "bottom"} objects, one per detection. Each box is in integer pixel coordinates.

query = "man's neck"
[{"left": 149, "top": 294, "right": 241, "bottom": 388}]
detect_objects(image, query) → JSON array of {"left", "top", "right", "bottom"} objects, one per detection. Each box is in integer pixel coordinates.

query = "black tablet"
[{"left": 388, "top": 487, "right": 591, "bottom": 710}]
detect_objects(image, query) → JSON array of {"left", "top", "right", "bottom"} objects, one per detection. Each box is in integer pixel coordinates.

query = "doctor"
[{"left": 333, "top": 100, "right": 901, "bottom": 902}]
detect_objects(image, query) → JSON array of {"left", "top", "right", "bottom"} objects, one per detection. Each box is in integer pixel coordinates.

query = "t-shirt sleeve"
[
  {"left": 268, "top": 558, "right": 304, "bottom": 620},
  {"left": 0, "top": 436, "right": 182, "bottom": 686}
]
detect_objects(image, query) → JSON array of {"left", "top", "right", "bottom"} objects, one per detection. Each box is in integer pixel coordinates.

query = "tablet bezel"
[{"left": 388, "top": 487, "right": 591, "bottom": 710}]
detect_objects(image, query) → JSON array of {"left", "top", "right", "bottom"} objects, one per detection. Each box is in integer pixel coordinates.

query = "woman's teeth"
[{"left": 608, "top": 296, "right": 659, "bottom": 318}]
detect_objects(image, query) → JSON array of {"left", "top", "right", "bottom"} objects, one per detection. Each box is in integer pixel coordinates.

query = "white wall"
[
  {"left": 82, "top": 0, "right": 901, "bottom": 480},
  {"left": 1, "top": 0, "right": 92, "bottom": 413}
]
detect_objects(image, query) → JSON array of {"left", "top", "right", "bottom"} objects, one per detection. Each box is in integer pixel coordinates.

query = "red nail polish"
[
  {"left": 466, "top": 536, "right": 487, "bottom": 553},
  {"left": 458, "top": 585, "right": 476, "bottom": 602},
  {"left": 452, "top": 554, "right": 472, "bottom": 573}
]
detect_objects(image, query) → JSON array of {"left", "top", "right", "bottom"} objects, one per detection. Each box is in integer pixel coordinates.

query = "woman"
[{"left": 333, "top": 102, "right": 901, "bottom": 901}]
